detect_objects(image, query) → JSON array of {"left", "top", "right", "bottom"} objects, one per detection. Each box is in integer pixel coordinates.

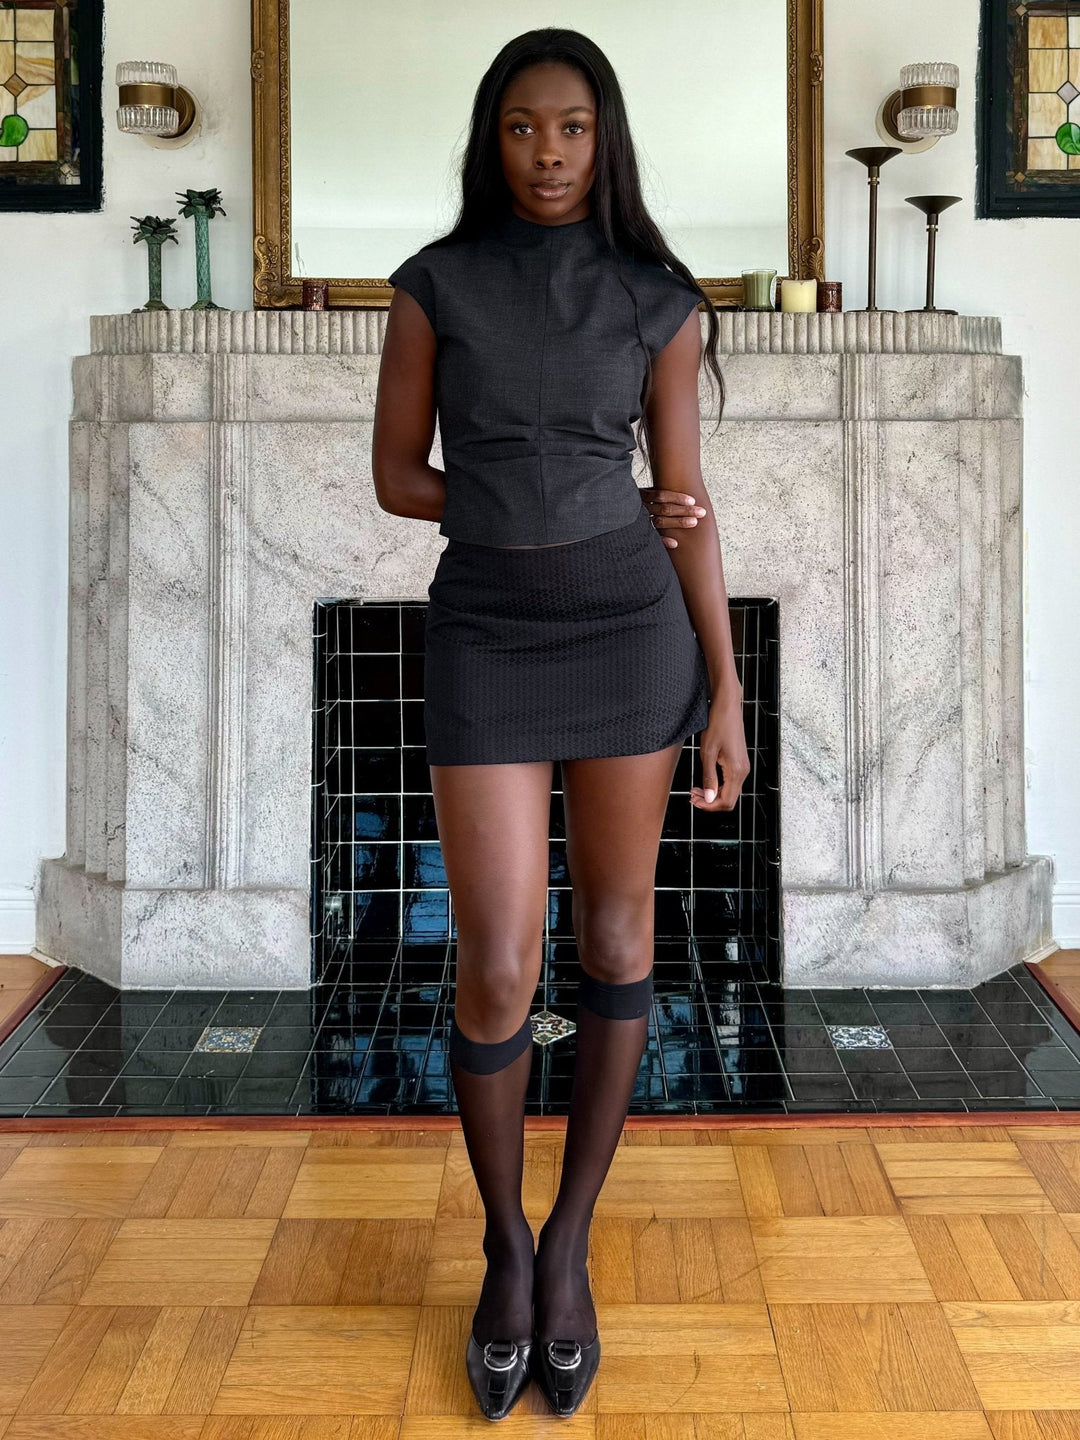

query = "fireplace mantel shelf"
[{"left": 88, "top": 308, "right": 1002, "bottom": 357}]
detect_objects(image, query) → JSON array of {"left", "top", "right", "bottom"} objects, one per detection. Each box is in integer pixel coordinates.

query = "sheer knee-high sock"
[
  {"left": 448, "top": 1010, "right": 536, "bottom": 1346},
  {"left": 534, "top": 969, "right": 652, "bottom": 1343}
]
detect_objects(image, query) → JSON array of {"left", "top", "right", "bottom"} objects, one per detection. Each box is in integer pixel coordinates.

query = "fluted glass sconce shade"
[
  {"left": 116, "top": 61, "right": 179, "bottom": 135},
  {"left": 116, "top": 60, "right": 200, "bottom": 146},
  {"left": 897, "top": 63, "right": 960, "bottom": 138},
  {"left": 878, "top": 61, "right": 960, "bottom": 150}
]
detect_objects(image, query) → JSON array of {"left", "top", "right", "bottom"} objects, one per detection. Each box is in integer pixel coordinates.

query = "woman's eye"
[{"left": 508, "top": 121, "right": 587, "bottom": 136}]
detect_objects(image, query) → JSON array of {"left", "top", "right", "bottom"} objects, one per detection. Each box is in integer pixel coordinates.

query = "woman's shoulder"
[
  {"left": 387, "top": 236, "right": 473, "bottom": 331},
  {"left": 617, "top": 251, "right": 704, "bottom": 359}
]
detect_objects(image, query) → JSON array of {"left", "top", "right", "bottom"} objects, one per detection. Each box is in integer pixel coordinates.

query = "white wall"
[{"left": 2, "top": 0, "right": 1077, "bottom": 954}]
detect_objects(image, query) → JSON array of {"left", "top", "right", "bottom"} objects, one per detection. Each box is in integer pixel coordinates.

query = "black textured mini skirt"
[{"left": 422, "top": 502, "right": 711, "bottom": 766}]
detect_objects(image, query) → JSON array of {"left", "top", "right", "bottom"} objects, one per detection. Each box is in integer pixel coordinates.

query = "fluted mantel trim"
[{"left": 89, "top": 308, "right": 1003, "bottom": 357}]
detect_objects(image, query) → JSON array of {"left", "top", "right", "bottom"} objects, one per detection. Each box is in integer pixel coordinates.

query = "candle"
[
  {"left": 741, "top": 269, "right": 776, "bottom": 311},
  {"left": 780, "top": 278, "right": 818, "bottom": 313}
]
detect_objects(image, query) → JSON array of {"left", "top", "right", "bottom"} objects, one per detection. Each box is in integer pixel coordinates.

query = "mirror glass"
[{"left": 288, "top": 0, "right": 788, "bottom": 281}]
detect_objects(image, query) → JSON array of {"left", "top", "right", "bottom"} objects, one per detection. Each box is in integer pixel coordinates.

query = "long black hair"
[{"left": 426, "top": 26, "right": 726, "bottom": 470}]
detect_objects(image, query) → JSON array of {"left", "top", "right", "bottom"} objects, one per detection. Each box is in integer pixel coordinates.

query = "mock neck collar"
[{"left": 494, "top": 207, "right": 601, "bottom": 247}]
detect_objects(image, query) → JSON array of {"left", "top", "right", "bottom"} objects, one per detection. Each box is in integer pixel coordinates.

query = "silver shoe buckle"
[
  {"left": 482, "top": 1340, "right": 520, "bottom": 1372},
  {"left": 547, "top": 1339, "right": 582, "bottom": 1370}
]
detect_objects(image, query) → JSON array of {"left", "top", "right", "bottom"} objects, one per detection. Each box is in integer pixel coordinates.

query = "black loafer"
[
  {"left": 464, "top": 1332, "right": 533, "bottom": 1421},
  {"left": 532, "top": 1332, "right": 601, "bottom": 1417}
]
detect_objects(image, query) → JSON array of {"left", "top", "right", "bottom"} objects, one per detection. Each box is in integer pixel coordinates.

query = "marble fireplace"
[{"left": 35, "top": 308, "right": 1055, "bottom": 990}]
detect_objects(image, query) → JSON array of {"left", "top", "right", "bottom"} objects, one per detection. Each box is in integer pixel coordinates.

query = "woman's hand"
[
  {"left": 690, "top": 689, "right": 751, "bottom": 811},
  {"left": 640, "top": 487, "right": 707, "bottom": 549}
]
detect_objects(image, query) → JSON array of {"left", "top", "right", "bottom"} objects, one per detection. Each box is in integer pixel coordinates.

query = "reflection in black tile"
[
  {"left": 779, "top": 1047, "right": 845, "bottom": 1075},
  {"left": 878, "top": 1022, "right": 948, "bottom": 1048},
  {"left": 968, "top": 1070, "right": 1044, "bottom": 1099},
  {"left": 837, "top": 1049, "right": 904, "bottom": 1074},
  {"left": 312, "top": 599, "right": 781, "bottom": 977},
  {"left": 910, "top": 1073, "right": 981, "bottom": 1100},
  {"left": 845, "top": 1071, "right": 918, "bottom": 1101},
  {"left": 813, "top": 995, "right": 878, "bottom": 1026},
  {"left": 787, "top": 1075, "right": 856, "bottom": 1102},
  {"left": 1019, "top": 1044, "right": 1080, "bottom": 1072},
  {"left": 893, "top": 1047, "right": 965, "bottom": 1074}
]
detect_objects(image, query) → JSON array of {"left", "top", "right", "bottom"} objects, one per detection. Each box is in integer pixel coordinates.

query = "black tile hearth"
[{"left": 1, "top": 950, "right": 1078, "bottom": 1118}]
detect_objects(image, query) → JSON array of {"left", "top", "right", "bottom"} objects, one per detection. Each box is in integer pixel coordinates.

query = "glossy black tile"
[
  {"left": 5, "top": 949, "right": 1080, "bottom": 1118},
  {"left": 910, "top": 1073, "right": 981, "bottom": 1100},
  {"left": 311, "top": 599, "right": 781, "bottom": 978},
  {"left": 846, "top": 1071, "right": 919, "bottom": 1101}
]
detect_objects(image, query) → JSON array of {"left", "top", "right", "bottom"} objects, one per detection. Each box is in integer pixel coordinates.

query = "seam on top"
[{"left": 536, "top": 229, "right": 552, "bottom": 541}]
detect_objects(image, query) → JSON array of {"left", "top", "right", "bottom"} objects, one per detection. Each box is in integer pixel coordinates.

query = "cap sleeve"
[
  {"left": 639, "top": 266, "right": 703, "bottom": 359},
  {"left": 387, "top": 251, "right": 437, "bottom": 331}
]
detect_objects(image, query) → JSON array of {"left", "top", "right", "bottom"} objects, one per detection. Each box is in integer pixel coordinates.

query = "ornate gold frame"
[{"left": 251, "top": 0, "right": 825, "bottom": 309}]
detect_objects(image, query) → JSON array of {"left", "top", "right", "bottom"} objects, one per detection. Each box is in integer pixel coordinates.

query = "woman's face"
[{"left": 497, "top": 61, "right": 597, "bottom": 225}]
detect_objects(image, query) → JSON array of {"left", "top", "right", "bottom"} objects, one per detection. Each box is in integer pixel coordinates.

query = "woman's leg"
[
  {"left": 430, "top": 758, "right": 554, "bottom": 1345},
  {"left": 533, "top": 741, "right": 684, "bottom": 1343}
]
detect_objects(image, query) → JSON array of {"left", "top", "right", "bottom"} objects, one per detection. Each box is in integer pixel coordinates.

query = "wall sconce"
[
  {"left": 116, "top": 61, "right": 202, "bottom": 149},
  {"left": 876, "top": 62, "right": 960, "bottom": 152}
]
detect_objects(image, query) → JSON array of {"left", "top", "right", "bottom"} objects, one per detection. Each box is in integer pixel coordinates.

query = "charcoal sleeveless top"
[{"left": 386, "top": 209, "right": 703, "bottom": 548}]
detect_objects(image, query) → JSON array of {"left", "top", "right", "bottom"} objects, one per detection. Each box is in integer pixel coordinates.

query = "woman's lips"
[{"left": 530, "top": 182, "right": 570, "bottom": 199}]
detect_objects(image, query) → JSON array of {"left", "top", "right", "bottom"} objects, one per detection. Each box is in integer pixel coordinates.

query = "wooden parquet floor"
[{"left": 3, "top": 1122, "right": 1080, "bottom": 1436}]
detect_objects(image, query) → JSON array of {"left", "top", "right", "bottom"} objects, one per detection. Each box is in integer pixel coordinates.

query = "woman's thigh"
[
  {"left": 560, "top": 743, "right": 684, "bottom": 982},
  {"left": 429, "top": 759, "right": 555, "bottom": 1037}
]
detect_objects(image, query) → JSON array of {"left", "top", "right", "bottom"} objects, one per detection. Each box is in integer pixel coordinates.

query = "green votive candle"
[{"left": 742, "top": 269, "right": 777, "bottom": 310}]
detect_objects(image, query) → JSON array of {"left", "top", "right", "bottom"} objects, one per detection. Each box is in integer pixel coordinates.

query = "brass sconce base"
[
  {"left": 880, "top": 85, "right": 957, "bottom": 145},
  {"left": 118, "top": 82, "right": 198, "bottom": 139}
]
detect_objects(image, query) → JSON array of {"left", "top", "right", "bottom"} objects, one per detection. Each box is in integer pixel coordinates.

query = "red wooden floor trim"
[
  {"left": 0, "top": 962, "right": 68, "bottom": 1048},
  {"left": 0, "top": 1110, "right": 1077, "bottom": 1134},
  {"left": 1027, "top": 957, "right": 1080, "bottom": 1040}
]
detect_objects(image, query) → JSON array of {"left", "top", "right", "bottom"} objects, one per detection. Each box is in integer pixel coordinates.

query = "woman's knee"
[
  {"left": 573, "top": 892, "right": 654, "bottom": 984},
  {"left": 453, "top": 938, "right": 541, "bottom": 1040}
]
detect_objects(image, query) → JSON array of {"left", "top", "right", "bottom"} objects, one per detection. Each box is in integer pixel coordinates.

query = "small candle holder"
[
  {"left": 817, "top": 280, "right": 843, "bottom": 312},
  {"left": 845, "top": 145, "right": 902, "bottom": 312},
  {"left": 302, "top": 278, "right": 329, "bottom": 310},
  {"left": 903, "top": 194, "right": 962, "bottom": 314},
  {"left": 741, "top": 268, "right": 776, "bottom": 310}
]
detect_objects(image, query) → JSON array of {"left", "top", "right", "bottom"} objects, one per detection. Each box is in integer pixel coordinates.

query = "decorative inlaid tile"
[
  {"left": 530, "top": 1009, "right": 576, "bottom": 1046},
  {"left": 194, "top": 1025, "right": 262, "bottom": 1053},
  {"left": 828, "top": 1024, "right": 892, "bottom": 1050}
]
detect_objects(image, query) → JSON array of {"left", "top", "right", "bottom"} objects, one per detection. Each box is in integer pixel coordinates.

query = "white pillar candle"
[{"left": 780, "top": 278, "right": 818, "bottom": 312}]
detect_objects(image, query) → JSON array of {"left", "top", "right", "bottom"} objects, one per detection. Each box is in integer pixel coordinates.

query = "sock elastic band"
[
  {"left": 577, "top": 968, "right": 654, "bottom": 1020},
  {"left": 448, "top": 1010, "right": 534, "bottom": 1074}
]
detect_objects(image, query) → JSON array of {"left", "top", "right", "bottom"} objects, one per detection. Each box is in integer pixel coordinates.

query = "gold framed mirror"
[{"left": 252, "top": 0, "right": 824, "bottom": 310}]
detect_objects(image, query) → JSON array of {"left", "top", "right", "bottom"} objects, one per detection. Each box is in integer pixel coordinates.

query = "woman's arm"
[
  {"left": 371, "top": 289, "right": 447, "bottom": 523},
  {"left": 644, "top": 311, "right": 750, "bottom": 810}
]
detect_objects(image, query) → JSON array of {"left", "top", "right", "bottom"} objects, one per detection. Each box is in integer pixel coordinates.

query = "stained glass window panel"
[
  {"left": 1023, "top": 1, "right": 1080, "bottom": 172},
  {"left": 0, "top": 0, "right": 100, "bottom": 200}
]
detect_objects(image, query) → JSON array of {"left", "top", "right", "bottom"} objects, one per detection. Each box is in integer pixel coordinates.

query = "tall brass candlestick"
[{"left": 845, "top": 146, "right": 902, "bottom": 312}]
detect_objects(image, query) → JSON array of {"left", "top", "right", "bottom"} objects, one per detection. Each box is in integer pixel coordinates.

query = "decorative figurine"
[
  {"left": 176, "top": 186, "right": 227, "bottom": 310},
  {"left": 130, "top": 214, "right": 179, "bottom": 312}
]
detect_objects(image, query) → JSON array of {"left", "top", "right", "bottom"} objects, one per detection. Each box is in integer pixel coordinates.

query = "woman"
[{"left": 372, "top": 27, "right": 749, "bottom": 1421}]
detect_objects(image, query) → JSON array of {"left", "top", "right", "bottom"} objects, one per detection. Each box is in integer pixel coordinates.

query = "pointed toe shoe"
[
  {"left": 464, "top": 1332, "right": 533, "bottom": 1421},
  {"left": 532, "top": 1332, "right": 601, "bottom": 1417}
]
